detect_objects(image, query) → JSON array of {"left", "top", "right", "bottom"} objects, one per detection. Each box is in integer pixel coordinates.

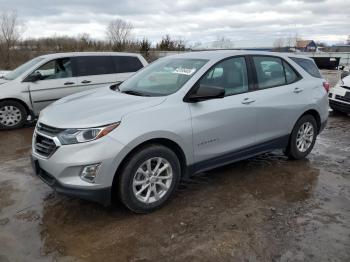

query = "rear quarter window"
[
  {"left": 112, "top": 56, "right": 144, "bottom": 73},
  {"left": 289, "top": 57, "right": 322, "bottom": 78}
]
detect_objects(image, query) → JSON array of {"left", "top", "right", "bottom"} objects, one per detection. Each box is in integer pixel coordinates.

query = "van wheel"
[
  {"left": 118, "top": 145, "right": 181, "bottom": 213},
  {"left": 0, "top": 101, "right": 27, "bottom": 130},
  {"left": 285, "top": 115, "right": 317, "bottom": 160}
]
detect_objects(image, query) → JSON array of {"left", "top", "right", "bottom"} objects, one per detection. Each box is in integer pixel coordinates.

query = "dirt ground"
[{"left": 0, "top": 75, "right": 349, "bottom": 262}]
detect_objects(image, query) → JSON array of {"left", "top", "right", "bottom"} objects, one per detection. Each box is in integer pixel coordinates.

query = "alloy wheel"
[
  {"left": 132, "top": 157, "right": 173, "bottom": 204},
  {"left": 296, "top": 122, "right": 314, "bottom": 152}
]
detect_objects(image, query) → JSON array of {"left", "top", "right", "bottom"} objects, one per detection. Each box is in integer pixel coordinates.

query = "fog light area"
[{"left": 80, "top": 164, "right": 101, "bottom": 183}]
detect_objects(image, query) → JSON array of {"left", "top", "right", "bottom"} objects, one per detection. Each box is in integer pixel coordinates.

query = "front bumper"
[
  {"left": 31, "top": 156, "right": 111, "bottom": 205},
  {"left": 32, "top": 133, "right": 129, "bottom": 206},
  {"left": 329, "top": 99, "right": 350, "bottom": 114}
]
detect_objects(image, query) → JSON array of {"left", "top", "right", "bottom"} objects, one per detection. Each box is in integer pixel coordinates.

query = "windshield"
[
  {"left": 119, "top": 58, "right": 208, "bottom": 96},
  {"left": 4, "top": 57, "right": 45, "bottom": 81}
]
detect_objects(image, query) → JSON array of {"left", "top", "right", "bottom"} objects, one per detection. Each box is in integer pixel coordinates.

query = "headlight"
[{"left": 57, "top": 122, "right": 120, "bottom": 145}]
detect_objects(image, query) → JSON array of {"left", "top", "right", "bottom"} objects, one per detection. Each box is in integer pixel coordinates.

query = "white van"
[{"left": 0, "top": 52, "right": 148, "bottom": 129}]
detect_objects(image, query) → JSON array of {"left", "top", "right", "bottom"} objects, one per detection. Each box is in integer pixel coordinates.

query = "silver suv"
[{"left": 31, "top": 51, "right": 329, "bottom": 213}]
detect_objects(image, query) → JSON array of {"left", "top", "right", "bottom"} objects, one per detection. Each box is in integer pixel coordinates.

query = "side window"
[
  {"left": 33, "top": 58, "right": 72, "bottom": 80},
  {"left": 200, "top": 57, "right": 249, "bottom": 96},
  {"left": 283, "top": 61, "right": 299, "bottom": 84},
  {"left": 74, "top": 56, "right": 114, "bottom": 76},
  {"left": 112, "top": 56, "right": 144, "bottom": 73},
  {"left": 253, "top": 56, "right": 286, "bottom": 89},
  {"left": 289, "top": 57, "right": 321, "bottom": 78}
]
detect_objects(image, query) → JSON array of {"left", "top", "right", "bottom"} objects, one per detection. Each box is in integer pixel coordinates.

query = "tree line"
[{"left": 0, "top": 11, "right": 186, "bottom": 69}]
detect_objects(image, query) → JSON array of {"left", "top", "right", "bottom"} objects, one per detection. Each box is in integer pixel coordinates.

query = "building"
[{"left": 295, "top": 40, "right": 317, "bottom": 52}]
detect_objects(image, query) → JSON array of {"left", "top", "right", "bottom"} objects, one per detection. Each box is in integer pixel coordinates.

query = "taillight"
[{"left": 323, "top": 81, "right": 330, "bottom": 93}]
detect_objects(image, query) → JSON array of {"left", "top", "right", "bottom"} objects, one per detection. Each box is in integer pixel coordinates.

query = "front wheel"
[
  {"left": 0, "top": 101, "right": 27, "bottom": 130},
  {"left": 117, "top": 145, "right": 181, "bottom": 213},
  {"left": 285, "top": 115, "right": 317, "bottom": 160}
]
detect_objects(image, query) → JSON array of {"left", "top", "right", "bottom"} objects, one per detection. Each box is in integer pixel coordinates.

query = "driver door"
[
  {"left": 189, "top": 56, "right": 257, "bottom": 164},
  {"left": 27, "top": 57, "right": 78, "bottom": 114}
]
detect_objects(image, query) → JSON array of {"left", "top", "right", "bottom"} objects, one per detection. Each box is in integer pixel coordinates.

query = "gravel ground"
[{"left": 0, "top": 71, "right": 349, "bottom": 262}]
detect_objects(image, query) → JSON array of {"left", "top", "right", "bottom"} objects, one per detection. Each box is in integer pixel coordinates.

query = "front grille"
[
  {"left": 35, "top": 134, "right": 57, "bottom": 158},
  {"left": 335, "top": 95, "right": 350, "bottom": 103},
  {"left": 36, "top": 122, "right": 64, "bottom": 136},
  {"left": 328, "top": 93, "right": 332, "bottom": 98}
]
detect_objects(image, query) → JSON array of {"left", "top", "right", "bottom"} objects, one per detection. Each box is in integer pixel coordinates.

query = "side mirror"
[
  {"left": 185, "top": 84, "right": 225, "bottom": 103},
  {"left": 23, "top": 71, "right": 42, "bottom": 82},
  {"left": 341, "top": 71, "right": 350, "bottom": 80}
]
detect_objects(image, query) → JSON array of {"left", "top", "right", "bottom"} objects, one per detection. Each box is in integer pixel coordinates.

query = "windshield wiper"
[{"left": 121, "top": 90, "right": 150, "bottom": 97}]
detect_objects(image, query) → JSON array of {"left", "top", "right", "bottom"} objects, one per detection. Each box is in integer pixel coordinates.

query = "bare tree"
[
  {"left": 106, "top": 19, "right": 133, "bottom": 51},
  {"left": 0, "top": 10, "right": 24, "bottom": 69},
  {"left": 285, "top": 33, "right": 300, "bottom": 49},
  {"left": 212, "top": 36, "right": 234, "bottom": 49},
  {"left": 273, "top": 37, "right": 285, "bottom": 51}
]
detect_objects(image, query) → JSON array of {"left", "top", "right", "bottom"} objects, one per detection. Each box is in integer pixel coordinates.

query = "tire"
[
  {"left": 118, "top": 144, "right": 181, "bottom": 213},
  {"left": 0, "top": 100, "right": 27, "bottom": 130},
  {"left": 285, "top": 115, "right": 317, "bottom": 160}
]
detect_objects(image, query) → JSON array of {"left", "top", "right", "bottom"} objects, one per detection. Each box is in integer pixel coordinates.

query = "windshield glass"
[
  {"left": 4, "top": 57, "right": 45, "bottom": 81},
  {"left": 119, "top": 58, "right": 208, "bottom": 96}
]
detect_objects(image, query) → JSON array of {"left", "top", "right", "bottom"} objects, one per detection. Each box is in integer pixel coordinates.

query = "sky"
[{"left": 1, "top": 0, "right": 349, "bottom": 47}]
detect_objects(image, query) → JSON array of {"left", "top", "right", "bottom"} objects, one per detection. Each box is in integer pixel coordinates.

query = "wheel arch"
[
  {"left": 299, "top": 109, "right": 321, "bottom": 134},
  {"left": 0, "top": 98, "right": 32, "bottom": 117},
  {"left": 111, "top": 137, "right": 189, "bottom": 200}
]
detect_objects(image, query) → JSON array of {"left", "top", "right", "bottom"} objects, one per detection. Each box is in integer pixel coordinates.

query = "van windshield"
[
  {"left": 119, "top": 58, "right": 208, "bottom": 96},
  {"left": 4, "top": 57, "right": 44, "bottom": 81}
]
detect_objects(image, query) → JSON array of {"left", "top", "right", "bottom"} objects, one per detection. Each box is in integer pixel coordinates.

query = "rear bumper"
[
  {"left": 31, "top": 156, "right": 111, "bottom": 206},
  {"left": 329, "top": 99, "right": 350, "bottom": 114}
]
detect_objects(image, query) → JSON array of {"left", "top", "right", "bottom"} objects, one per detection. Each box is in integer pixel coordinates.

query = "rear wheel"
[
  {"left": 285, "top": 115, "right": 317, "bottom": 160},
  {"left": 118, "top": 145, "right": 181, "bottom": 213},
  {"left": 0, "top": 101, "right": 27, "bottom": 130}
]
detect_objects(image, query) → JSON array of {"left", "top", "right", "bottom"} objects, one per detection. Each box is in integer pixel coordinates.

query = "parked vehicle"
[
  {"left": 329, "top": 74, "right": 350, "bottom": 114},
  {"left": 0, "top": 52, "right": 148, "bottom": 129},
  {"left": 31, "top": 51, "right": 329, "bottom": 213}
]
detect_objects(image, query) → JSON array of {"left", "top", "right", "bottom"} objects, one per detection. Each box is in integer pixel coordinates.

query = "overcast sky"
[{"left": 1, "top": 0, "right": 349, "bottom": 47}]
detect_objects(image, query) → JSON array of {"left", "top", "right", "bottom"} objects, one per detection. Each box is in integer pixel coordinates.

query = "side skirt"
[{"left": 187, "top": 135, "right": 289, "bottom": 176}]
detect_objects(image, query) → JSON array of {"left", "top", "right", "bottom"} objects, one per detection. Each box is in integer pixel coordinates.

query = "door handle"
[
  {"left": 293, "top": 87, "right": 303, "bottom": 93},
  {"left": 81, "top": 80, "right": 91, "bottom": 84},
  {"left": 241, "top": 98, "right": 256, "bottom": 105},
  {"left": 64, "top": 82, "right": 75, "bottom": 85}
]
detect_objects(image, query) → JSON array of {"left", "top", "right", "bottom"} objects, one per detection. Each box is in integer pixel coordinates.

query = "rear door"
[
  {"left": 28, "top": 57, "right": 78, "bottom": 113},
  {"left": 247, "top": 55, "right": 304, "bottom": 143},
  {"left": 189, "top": 56, "right": 257, "bottom": 164}
]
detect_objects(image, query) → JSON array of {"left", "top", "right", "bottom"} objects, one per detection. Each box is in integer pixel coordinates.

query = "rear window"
[
  {"left": 289, "top": 57, "right": 321, "bottom": 78},
  {"left": 74, "top": 56, "right": 114, "bottom": 76},
  {"left": 112, "top": 56, "right": 144, "bottom": 73}
]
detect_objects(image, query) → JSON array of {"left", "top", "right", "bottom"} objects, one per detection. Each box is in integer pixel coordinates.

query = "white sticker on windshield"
[{"left": 173, "top": 67, "right": 196, "bottom": 75}]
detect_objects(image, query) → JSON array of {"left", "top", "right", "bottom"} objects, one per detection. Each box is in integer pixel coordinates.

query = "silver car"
[
  {"left": 31, "top": 51, "right": 329, "bottom": 213},
  {"left": 0, "top": 52, "right": 147, "bottom": 129}
]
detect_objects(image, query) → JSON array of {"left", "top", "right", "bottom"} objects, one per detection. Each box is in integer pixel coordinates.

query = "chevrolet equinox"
[{"left": 31, "top": 51, "right": 328, "bottom": 213}]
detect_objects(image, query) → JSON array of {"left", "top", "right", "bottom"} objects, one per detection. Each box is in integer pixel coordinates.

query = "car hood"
[{"left": 40, "top": 87, "right": 167, "bottom": 128}]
